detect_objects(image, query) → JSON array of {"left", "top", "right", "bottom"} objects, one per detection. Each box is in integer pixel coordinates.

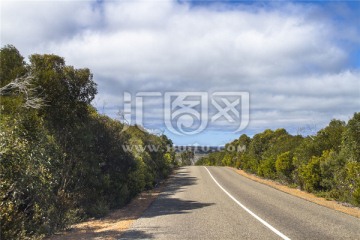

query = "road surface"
[{"left": 121, "top": 166, "right": 360, "bottom": 239}]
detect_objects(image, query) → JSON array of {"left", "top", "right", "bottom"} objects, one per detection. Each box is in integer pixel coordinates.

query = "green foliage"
[
  {"left": 343, "top": 161, "right": 360, "bottom": 204},
  {"left": 293, "top": 119, "right": 345, "bottom": 167},
  {"left": 0, "top": 45, "right": 174, "bottom": 239},
  {"left": 275, "top": 151, "right": 294, "bottom": 181},
  {"left": 221, "top": 152, "right": 234, "bottom": 166},
  {"left": 341, "top": 113, "right": 360, "bottom": 162},
  {"left": 28, "top": 54, "right": 97, "bottom": 127},
  {"left": 0, "top": 113, "right": 63, "bottom": 239},
  {"left": 180, "top": 150, "right": 194, "bottom": 166},
  {"left": 196, "top": 151, "right": 225, "bottom": 166},
  {"left": 315, "top": 119, "right": 346, "bottom": 153},
  {"left": 0, "top": 45, "right": 27, "bottom": 87},
  {"left": 299, "top": 154, "right": 322, "bottom": 192}
]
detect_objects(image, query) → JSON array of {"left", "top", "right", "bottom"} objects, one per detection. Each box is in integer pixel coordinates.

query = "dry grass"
[{"left": 230, "top": 167, "right": 360, "bottom": 218}]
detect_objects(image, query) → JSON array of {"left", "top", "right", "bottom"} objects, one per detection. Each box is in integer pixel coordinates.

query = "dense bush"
[
  {"left": 0, "top": 45, "right": 175, "bottom": 239},
  {"left": 196, "top": 114, "right": 360, "bottom": 206}
]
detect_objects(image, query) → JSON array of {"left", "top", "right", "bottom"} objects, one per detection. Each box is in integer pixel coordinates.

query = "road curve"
[{"left": 121, "top": 166, "right": 360, "bottom": 239}]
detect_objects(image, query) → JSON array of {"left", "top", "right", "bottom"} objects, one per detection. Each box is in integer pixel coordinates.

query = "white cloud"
[
  {"left": 1, "top": 0, "right": 359, "bottom": 144},
  {"left": 1, "top": 1, "right": 101, "bottom": 49}
]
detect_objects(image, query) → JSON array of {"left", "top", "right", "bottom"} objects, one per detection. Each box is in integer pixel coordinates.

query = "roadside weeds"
[{"left": 230, "top": 167, "right": 360, "bottom": 219}]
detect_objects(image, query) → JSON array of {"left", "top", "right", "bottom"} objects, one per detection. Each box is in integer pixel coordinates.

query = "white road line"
[{"left": 205, "top": 167, "right": 291, "bottom": 240}]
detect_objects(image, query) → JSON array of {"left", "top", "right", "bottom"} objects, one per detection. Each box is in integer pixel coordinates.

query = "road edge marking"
[{"left": 205, "top": 167, "right": 291, "bottom": 240}]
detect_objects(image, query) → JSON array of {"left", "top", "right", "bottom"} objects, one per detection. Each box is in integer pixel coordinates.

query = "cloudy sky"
[{"left": 1, "top": 0, "right": 359, "bottom": 145}]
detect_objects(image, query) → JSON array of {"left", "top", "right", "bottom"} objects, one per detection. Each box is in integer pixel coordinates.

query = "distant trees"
[
  {"left": 180, "top": 150, "right": 194, "bottom": 166},
  {"left": 196, "top": 113, "right": 360, "bottom": 206},
  {"left": 0, "top": 45, "right": 175, "bottom": 239}
]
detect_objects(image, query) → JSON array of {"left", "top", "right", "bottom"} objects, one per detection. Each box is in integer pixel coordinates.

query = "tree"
[
  {"left": 343, "top": 161, "right": 360, "bottom": 204},
  {"left": 180, "top": 150, "right": 194, "bottom": 166},
  {"left": 0, "top": 45, "right": 27, "bottom": 87},
  {"left": 29, "top": 54, "right": 97, "bottom": 124},
  {"left": 258, "top": 156, "right": 277, "bottom": 179},
  {"left": 299, "top": 150, "right": 333, "bottom": 192},
  {"left": 298, "top": 155, "right": 321, "bottom": 192},
  {"left": 294, "top": 120, "right": 345, "bottom": 168},
  {"left": 313, "top": 119, "right": 346, "bottom": 153},
  {"left": 341, "top": 113, "right": 360, "bottom": 162},
  {"left": 275, "top": 151, "right": 294, "bottom": 181}
]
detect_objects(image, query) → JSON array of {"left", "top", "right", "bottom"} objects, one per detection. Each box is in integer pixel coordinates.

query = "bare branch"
[
  {"left": 117, "top": 109, "right": 130, "bottom": 126},
  {"left": 0, "top": 75, "right": 46, "bottom": 109}
]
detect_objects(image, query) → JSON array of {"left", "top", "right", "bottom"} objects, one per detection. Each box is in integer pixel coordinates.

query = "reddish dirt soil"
[{"left": 49, "top": 184, "right": 164, "bottom": 240}]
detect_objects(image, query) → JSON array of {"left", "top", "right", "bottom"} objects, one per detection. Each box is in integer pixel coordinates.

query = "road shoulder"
[
  {"left": 49, "top": 180, "right": 168, "bottom": 240},
  {"left": 230, "top": 167, "right": 360, "bottom": 218}
]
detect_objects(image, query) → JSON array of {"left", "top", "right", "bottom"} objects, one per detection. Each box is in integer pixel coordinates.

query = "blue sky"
[{"left": 1, "top": 0, "right": 359, "bottom": 146}]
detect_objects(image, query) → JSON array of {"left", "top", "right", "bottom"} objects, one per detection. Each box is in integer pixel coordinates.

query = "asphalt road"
[{"left": 121, "top": 166, "right": 360, "bottom": 239}]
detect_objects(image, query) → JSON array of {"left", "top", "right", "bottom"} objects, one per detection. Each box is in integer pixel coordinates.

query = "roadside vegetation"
[
  {"left": 179, "top": 150, "right": 195, "bottom": 166},
  {"left": 196, "top": 114, "right": 360, "bottom": 207},
  {"left": 0, "top": 45, "right": 177, "bottom": 239}
]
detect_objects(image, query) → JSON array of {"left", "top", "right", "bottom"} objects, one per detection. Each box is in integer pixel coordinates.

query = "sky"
[{"left": 1, "top": 0, "right": 360, "bottom": 146}]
